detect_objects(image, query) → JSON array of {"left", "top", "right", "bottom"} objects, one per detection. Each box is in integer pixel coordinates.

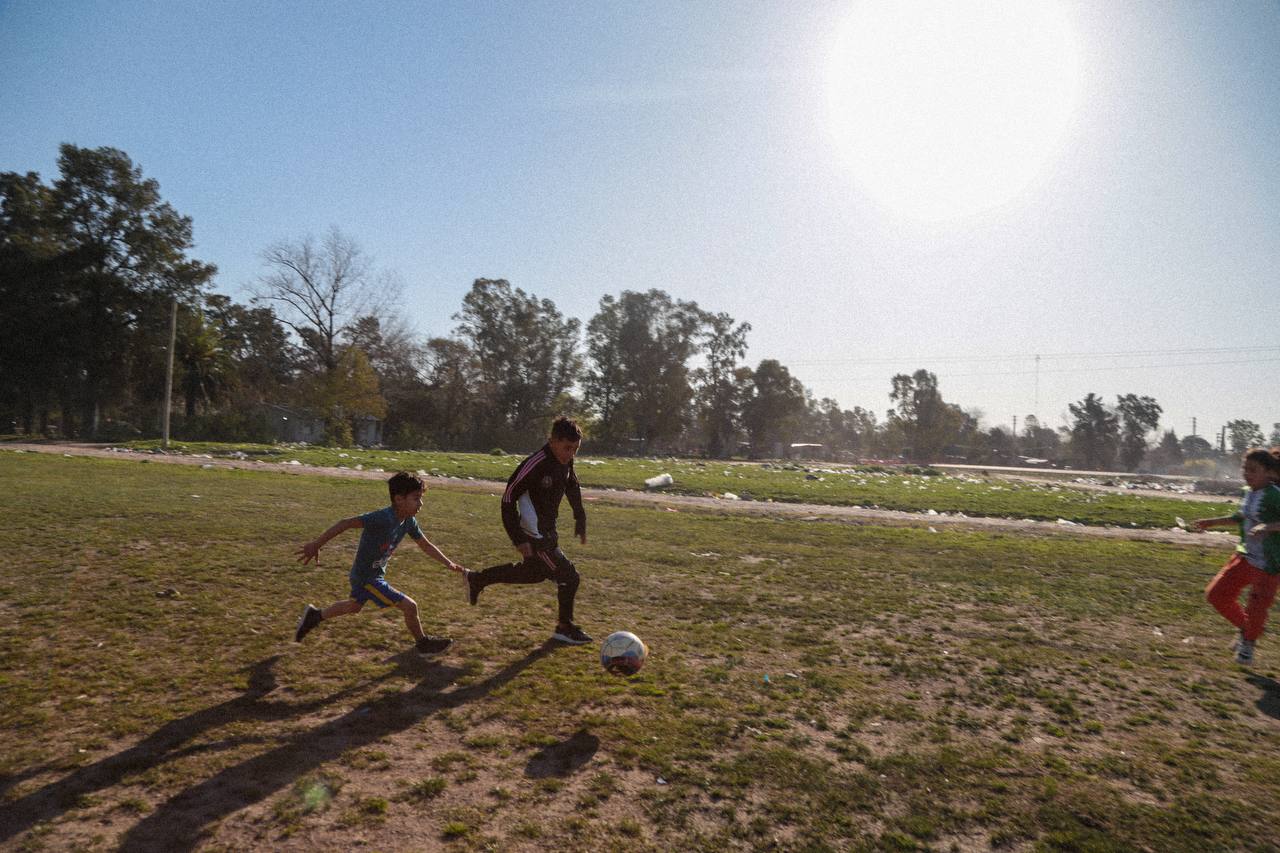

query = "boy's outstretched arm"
[
  {"left": 1193, "top": 515, "right": 1237, "bottom": 532},
  {"left": 414, "top": 536, "right": 465, "bottom": 572},
  {"left": 296, "top": 517, "right": 363, "bottom": 565}
]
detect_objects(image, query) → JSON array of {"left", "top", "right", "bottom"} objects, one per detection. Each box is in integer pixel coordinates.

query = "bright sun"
[{"left": 826, "top": 0, "right": 1081, "bottom": 221}]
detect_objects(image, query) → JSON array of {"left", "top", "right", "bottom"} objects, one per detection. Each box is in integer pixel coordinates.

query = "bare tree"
[{"left": 252, "top": 227, "right": 399, "bottom": 375}]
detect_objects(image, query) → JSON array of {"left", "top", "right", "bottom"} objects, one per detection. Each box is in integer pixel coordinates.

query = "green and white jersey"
[{"left": 1234, "top": 484, "right": 1280, "bottom": 575}]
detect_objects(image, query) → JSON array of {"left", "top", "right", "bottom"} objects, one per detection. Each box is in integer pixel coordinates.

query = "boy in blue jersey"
[
  {"left": 294, "top": 471, "right": 465, "bottom": 654},
  {"left": 463, "top": 417, "right": 592, "bottom": 645}
]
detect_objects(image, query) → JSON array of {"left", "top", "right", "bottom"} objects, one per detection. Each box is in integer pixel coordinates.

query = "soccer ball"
[{"left": 600, "top": 630, "right": 648, "bottom": 675}]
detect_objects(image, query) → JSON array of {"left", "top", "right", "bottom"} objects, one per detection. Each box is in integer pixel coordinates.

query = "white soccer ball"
[{"left": 600, "top": 630, "right": 648, "bottom": 675}]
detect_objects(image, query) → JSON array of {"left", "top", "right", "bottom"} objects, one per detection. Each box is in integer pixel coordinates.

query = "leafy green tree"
[
  {"left": 1116, "top": 393, "right": 1162, "bottom": 471},
  {"left": 203, "top": 295, "right": 298, "bottom": 404},
  {"left": 887, "top": 369, "right": 965, "bottom": 462},
  {"left": 453, "top": 279, "right": 580, "bottom": 446},
  {"left": 1271, "top": 422, "right": 1280, "bottom": 447},
  {"left": 1020, "top": 414, "right": 1061, "bottom": 461},
  {"left": 1226, "top": 419, "right": 1264, "bottom": 453},
  {"left": 692, "top": 312, "right": 750, "bottom": 458},
  {"left": 582, "top": 290, "right": 703, "bottom": 452},
  {"left": 51, "top": 145, "right": 215, "bottom": 436},
  {"left": 0, "top": 170, "right": 67, "bottom": 433},
  {"left": 303, "top": 346, "right": 387, "bottom": 446},
  {"left": 741, "top": 359, "right": 808, "bottom": 457},
  {"left": 0, "top": 147, "right": 213, "bottom": 437},
  {"left": 1067, "top": 393, "right": 1119, "bottom": 470},
  {"left": 1180, "top": 434, "right": 1214, "bottom": 458},
  {"left": 1148, "top": 430, "right": 1184, "bottom": 472}
]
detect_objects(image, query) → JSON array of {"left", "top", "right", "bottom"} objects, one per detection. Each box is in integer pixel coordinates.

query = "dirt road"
[{"left": 3, "top": 442, "right": 1235, "bottom": 549}]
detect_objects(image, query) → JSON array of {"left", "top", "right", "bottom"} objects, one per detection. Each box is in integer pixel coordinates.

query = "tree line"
[{"left": 3, "top": 145, "right": 1276, "bottom": 471}]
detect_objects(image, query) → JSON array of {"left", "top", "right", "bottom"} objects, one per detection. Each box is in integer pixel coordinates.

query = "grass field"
[
  {"left": 117, "top": 440, "right": 1236, "bottom": 529},
  {"left": 2, "top": 451, "right": 1277, "bottom": 852}
]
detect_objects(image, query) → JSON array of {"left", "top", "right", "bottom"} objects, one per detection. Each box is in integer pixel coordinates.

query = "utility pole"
[
  {"left": 1033, "top": 354, "right": 1040, "bottom": 418},
  {"left": 162, "top": 297, "right": 177, "bottom": 450},
  {"left": 1191, "top": 417, "right": 1196, "bottom": 438}
]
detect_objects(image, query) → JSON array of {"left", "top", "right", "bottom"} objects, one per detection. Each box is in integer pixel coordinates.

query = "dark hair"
[
  {"left": 388, "top": 471, "right": 425, "bottom": 499},
  {"left": 550, "top": 416, "right": 582, "bottom": 442},
  {"left": 1243, "top": 448, "right": 1280, "bottom": 473}
]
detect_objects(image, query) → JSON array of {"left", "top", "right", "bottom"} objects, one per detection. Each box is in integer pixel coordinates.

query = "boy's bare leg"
[
  {"left": 322, "top": 599, "right": 362, "bottom": 620},
  {"left": 297, "top": 598, "right": 359, "bottom": 642},
  {"left": 397, "top": 597, "right": 426, "bottom": 640}
]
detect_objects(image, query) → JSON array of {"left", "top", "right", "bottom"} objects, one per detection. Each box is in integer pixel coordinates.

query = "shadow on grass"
[
  {"left": 524, "top": 729, "right": 599, "bottom": 778},
  {"left": 113, "top": 641, "right": 558, "bottom": 851},
  {"left": 1246, "top": 674, "right": 1280, "bottom": 720},
  {"left": 0, "top": 643, "right": 557, "bottom": 849},
  {"left": 0, "top": 654, "right": 376, "bottom": 842}
]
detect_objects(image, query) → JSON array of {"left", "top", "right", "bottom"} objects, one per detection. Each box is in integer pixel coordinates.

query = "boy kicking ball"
[
  {"left": 463, "top": 416, "right": 592, "bottom": 645},
  {"left": 294, "top": 471, "right": 465, "bottom": 655}
]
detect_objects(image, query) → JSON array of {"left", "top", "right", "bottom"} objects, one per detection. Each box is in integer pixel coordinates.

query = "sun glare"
[{"left": 826, "top": 0, "right": 1080, "bottom": 221}]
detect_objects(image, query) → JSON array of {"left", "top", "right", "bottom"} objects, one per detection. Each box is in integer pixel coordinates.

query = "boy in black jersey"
[{"left": 464, "top": 417, "right": 591, "bottom": 644}]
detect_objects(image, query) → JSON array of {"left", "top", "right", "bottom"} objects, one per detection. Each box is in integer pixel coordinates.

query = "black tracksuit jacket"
[{"left": 500, "top": 444, "right": 586, "bottom": 549}]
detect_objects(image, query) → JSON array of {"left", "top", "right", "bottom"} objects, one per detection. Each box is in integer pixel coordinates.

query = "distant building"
[{"left": 257, "top": 403, "right": 382, "bottom": 446}]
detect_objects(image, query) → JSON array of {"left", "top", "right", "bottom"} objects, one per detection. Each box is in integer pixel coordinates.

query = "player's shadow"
[
  {"left": 1245, "top": 674, "right": 1280, "bottom": 720},
  {"left": 115, "top": 641, "right": 557, "bottom": 852},
  {"left": 524, "top": 728, "right": 599, "bottom": 778},
  {"left": 0, "top": 654, "right": 381, "bottom": 843}
]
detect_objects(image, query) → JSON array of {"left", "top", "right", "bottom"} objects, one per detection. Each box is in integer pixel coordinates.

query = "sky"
[{"left": 3, "top": 0, "right": 1278, "bottom": 444}]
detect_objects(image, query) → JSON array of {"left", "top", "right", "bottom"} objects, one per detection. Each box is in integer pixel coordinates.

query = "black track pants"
[{"left": 476, "top": 546, "right": 580, "bottom": 625}]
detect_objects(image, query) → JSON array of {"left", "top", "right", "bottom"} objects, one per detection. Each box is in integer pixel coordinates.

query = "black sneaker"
[
  {"left": 552, "top": 623, "right": 592, "bottom": 645},
  {"left": 294, "top": 605, "right": 322, "bottom": 642},
  {"left": 417, "top": 635, "right": 452, "bottom": 655},
  {"left": 463, "top": 570, "right": 482, "bottom": 606}
]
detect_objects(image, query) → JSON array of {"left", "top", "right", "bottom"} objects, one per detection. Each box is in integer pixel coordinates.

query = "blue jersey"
[{"left": 349, "top": 507, "right": 423, "bottom": 585}]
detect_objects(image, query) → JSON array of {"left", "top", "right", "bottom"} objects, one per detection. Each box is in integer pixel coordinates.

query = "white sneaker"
[{"left": 1236, "top": 639, "right": 1255, "bottom": 665}]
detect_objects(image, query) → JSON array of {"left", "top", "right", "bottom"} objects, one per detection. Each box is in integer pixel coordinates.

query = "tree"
[
  {"left": 692, "top": 312, "right": 750, "bottom": 458},
  {"left": 887, "top": 369, "right": 965, "bottom": 462},
  {"left": 342, "top": 315, "right": 420, "bottom": 390},
  {"left": 1271, "top": 423, "right": 1280, "bottom": 447},
  {"left": 582, "top": 290, "right": 704, "bottom": 452},
  {"left": 203, "top": 295, "right": 299, "bottom": 404},
  {"left": 1116, "top": 393, "right": 1162, "bottom": 471},
  {"left": 0, "top": 170, "right": 66, "bottom": 433},
  {"left": 0, "top": 147, "right": 214, "bottom": 437},
  {"left": 1226, "top": 419, "right": 1265, "bottom": 453},
  {"left": 302, "top": 346, "right": 387, "bottom": 445},
  {"left": 1148, "top": 430, "right": 1184, "bottom": 472},
  {"left": 53, "top": 145, "right": 215, "bottom": 437},
  {"left": 1020, "top": 414, "right": 1061, "bottom": 461},
  {"left": 741, "top": 359, "right": 808, "bottom": 457},
  {"left": 453, "top": 279, "right": 581, "bottom": 446},
  {"left": 1180, "top": 434, "right": 1214, "bottom": 458},
  {"left": 253, "top": 227, "right": 397, "bottom": 375},
  {"left": 1067, "top": 393, "right": 1119, "bottom": 470}
]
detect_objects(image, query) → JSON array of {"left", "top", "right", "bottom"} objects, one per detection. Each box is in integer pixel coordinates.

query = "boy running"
[
  {"left": 295, "top": 471, "right": 464, "bottom": 654},
  {"left": 1196, "top": 449, "right": 1280, "bottom": 665},
  {"left": 463, "top": 417, "right": 592, "bottom": 644}
]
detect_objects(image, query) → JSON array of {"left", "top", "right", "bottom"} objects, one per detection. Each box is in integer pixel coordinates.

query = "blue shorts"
[{"left": 350, "top": 578, "right": 406, "bottom": 609}]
